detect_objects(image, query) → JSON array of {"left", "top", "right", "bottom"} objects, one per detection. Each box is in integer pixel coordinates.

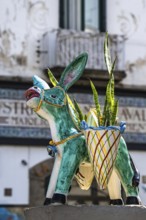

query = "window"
[
  {"left": 59, "top": 0, "right": 106, "bottom": 32},
  {"left": 85, "top": 0, "right": 99, "bottom": 31}
]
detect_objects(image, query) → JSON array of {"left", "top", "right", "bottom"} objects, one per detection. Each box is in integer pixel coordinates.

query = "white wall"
[
  {"left": 107, "top": 0, "right": 146, "bottom": 86},
  {"left": 0, "top": 0, "right": 59, "bottom": 78},
  {"left": 2, "top": 0, "right": 146, "bottom": 86},
  {"left": 0, "top": 146, "right": 29, "bottom": 204},
  {"left": 0, "top": 146, "right": 50, "bottom": 205},
  {"left": 28, "top": 146, "right": 50, "bottom": 169},
  {"left": 1, "top": 0, "right": 146, "bottom": 86}
]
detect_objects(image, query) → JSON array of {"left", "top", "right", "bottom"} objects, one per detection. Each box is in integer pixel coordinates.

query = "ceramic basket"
[{"left": 81, "top": 121, "right": 126, "bottom": 189}]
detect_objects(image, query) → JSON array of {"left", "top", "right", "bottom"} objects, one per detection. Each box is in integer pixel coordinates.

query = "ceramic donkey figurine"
[{"left": 25, "top": 53, "right": 141, "bottom": 205}]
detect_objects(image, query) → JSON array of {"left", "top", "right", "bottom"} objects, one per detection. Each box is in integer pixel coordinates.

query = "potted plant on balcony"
[{"left": 81, "top": 33, "right": 126, "bottom": 189}]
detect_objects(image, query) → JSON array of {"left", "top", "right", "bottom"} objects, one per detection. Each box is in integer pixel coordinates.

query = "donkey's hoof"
[
  {"left": 126, "top": 196, "right": 141, "bottom": 205},
  {"left": 44, "top": 198, "right": 52, "bottom": 205},
  {"left": 110, "top": 199, "right": 124, "bottom": 205},
  {"left": 52, "top": 193, "right": 66, "bottom": 204}
]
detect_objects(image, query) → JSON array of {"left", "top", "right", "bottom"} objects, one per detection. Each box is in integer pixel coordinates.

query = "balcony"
[
  {"left": 43, "top": 29, "right": 126, "bottom": 87},
  {"left": 0, "top": 28, "right": 125, "bottom": 86}
]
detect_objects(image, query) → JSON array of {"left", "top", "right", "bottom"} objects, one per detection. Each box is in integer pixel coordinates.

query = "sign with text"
[
  {"left": 119, "top": 107, "right": 146, "bottom": 133},
  {"left": 1, "top": 99, "right": 146, "bottom": 133},
  {"left": 0, "top": 99, "right": 48, "bottom": 128}
]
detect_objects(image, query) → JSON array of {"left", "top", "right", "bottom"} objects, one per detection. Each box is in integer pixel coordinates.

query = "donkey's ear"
[
  {"left": 59, "top": 53, "right": 88, "bottom": 91},
  {"left": 33, "top": 75, "right": 50, "bottom": 89}
]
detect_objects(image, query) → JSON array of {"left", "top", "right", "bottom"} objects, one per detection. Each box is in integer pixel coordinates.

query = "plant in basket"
[{"left": 82, "top": 33, "right": 126, "bottom": 189}]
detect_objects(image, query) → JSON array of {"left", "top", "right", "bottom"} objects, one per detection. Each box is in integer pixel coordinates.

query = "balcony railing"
[{"left": 53, "top": 29, "right": 125, "bottom": 71}]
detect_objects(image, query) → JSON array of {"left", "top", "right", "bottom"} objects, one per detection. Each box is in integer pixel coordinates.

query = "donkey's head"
[{"left": 25, "top": 53, "right": 88, "bottom": 121}]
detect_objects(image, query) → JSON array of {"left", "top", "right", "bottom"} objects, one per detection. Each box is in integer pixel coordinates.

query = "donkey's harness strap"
[
  {"left": 49, "top": 132, "right": 83, "bottom": 147},
  {"left": 34, "top": 87, "right": 67, "bottom": 112},
  {"left": 34, "top": 89, "right": 45, "bottom": 112}
]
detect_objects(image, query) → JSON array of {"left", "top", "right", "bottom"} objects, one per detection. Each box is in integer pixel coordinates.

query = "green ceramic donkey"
[{"left": 25, "top": 53, "right": 141, "bottom": 205}]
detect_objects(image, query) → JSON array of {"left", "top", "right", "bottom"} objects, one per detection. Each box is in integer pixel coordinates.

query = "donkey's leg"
[
  {"left": 44, "top": 150, "right": 63, "bottom": 205},
  {"left": 114, "top": 137, "right": 141, "bottom": 205},
  {"left": 52, "top": 138, "right": 86, "bottom": 204},
  {"left": 108, "top": 169, "right": 123, "bottom": 205}
]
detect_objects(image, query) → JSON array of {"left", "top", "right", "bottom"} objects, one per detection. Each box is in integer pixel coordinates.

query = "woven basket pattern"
[{"left": 85, "top": 129, "right": 121, "bottom": 189}]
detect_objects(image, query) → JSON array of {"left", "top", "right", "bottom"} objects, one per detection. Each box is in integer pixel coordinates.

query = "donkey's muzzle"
[{"left": 25, "top": 87, "right": 40, "bottom": 101}]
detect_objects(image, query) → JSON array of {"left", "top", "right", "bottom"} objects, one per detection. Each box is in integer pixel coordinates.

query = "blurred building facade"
[{"left": 0, "top": 0, "right": 146, "bottom": 208}]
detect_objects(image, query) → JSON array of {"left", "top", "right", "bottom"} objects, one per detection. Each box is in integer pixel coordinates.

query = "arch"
[{"left": 29, "top": 158, "right": 54, "bottom": 206}]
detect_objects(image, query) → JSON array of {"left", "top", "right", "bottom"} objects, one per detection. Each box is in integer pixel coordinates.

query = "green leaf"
[
  {"left": 111, "top": 99, "right": 119, "bottom": 125},
  {"left": 110, "top": 57, "right": 117, "bottom": 77},
  {"left": 91, "top": 33, "right": 118, "bottom": 126},
  {"left": 67, "top": 97, "right": 81, "bottom": 129},
  {"left": 106, "top": 80, "right": 112, "bottom": 106},
  {"left": 104, "top": 32, "right": 112, "bottom": 75},
  {"left": 84, "top": 114, "right": 87, "bottom": 122},
  {"left": 48, "top": 69, "right": 58, "bottom": 86},
  {"left": 105, "top": 104, "right": 112, "bottom": 127},
  {"left": 73, "top": 99, "right": 84, "bottom": 121},
  {"left": 102, "top": 97, "right": 107, "bottom": 126},
  {"left": 110, "top": 58, "right": 117, "bottom": 110},
  {"left": 110, "top": 74, "right": 115, "bottom": 101},
  {"left": 90, "top": 80, "right": 101, "bottom": 125}
]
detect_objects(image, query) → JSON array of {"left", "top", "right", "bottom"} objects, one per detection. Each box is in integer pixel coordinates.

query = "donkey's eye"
[{"left": 50, "top": 94, "right": 57, "bottom": 99}]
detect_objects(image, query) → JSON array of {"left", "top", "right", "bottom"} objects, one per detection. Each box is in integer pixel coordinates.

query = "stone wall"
[{"left": 25, "top": 205, "right": 146, "bottom": 220}]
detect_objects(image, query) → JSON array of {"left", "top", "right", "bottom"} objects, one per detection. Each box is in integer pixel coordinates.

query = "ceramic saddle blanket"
[{"left": 84, "top": 129, "right": 121, "bottom": 189}]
